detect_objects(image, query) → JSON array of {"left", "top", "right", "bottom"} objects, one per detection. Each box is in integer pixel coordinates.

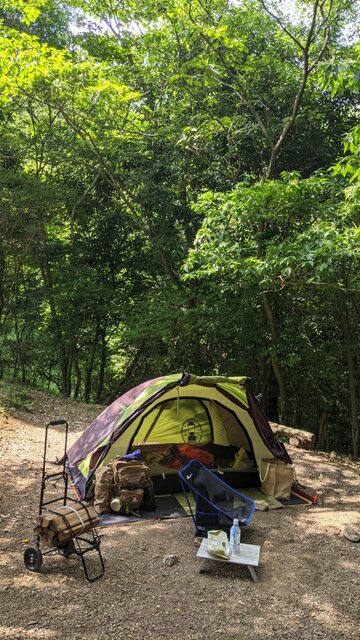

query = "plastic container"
[{"left": 229, "top": 518, "right": 241, "bottom": 555}]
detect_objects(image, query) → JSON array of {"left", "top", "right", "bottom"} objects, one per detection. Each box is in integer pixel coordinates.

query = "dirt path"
[{"left": 0, "top": 391, "right": 359, "bottom": 640}]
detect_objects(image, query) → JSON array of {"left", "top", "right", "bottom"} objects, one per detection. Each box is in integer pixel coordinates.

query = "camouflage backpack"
[{"left": 111, "top": 460, "right": 150, "bottom": 515}]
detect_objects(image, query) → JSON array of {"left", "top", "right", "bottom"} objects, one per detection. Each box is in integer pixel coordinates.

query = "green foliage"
[
  {"left": 185, "top": 172, "right": 359, "bottom": 288},
  {"left": 0, "top": 0, "right": 359, "bottom": 454},
  {"left": 184, "top": 170, "right": 360, "bottom": 453},
  {"left": 321, "top": 43, "right": 360, "bottom": 186},
  {"left": 0, "top": 381, "right": 34, "bottom": 411},
  {"left": 1, "top": 1, "right": 48, "bottom": 25}
]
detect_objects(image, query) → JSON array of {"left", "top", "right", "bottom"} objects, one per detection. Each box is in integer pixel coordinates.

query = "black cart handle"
[{"left": 48, "top": 419, "right": 68, "bottom": 426}]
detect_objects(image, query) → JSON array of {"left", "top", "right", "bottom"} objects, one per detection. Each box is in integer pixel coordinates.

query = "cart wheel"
[
  {"left": 24, "top": 546, "right": 43, "bottom": 572},
  {"left": 59, "top": 539, "right": 75, "bottom": 557}
]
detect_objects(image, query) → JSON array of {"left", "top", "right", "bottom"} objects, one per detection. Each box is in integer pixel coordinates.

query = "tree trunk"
[
  {"left": 254, "top": 0, "right": 332, "bottom": 426},
  {"left": 0, "top": 241, "right": 4, "bottom": 327},
  {"left": 270, "top": 422, "right": 314, "bottom": 448},
  {"left": 37, "top": 246, "right": 72, "bottom": 397},
  {"left": 95, "top": 324, "right": 107, "bottom": 404},
  {"left": 13, "top": 265, "right": 27, "bottom": 385},
  {"left": 262, "top": 290, "right": 288, "bottom": 423},
  {"left": 106, "top": 341, "right": 145, "bottom": 403},
  {"left": 73, "top": 352, "right": 82, "bottom": 400},
  {"left": 47, "top": 361, "right": 53, "bottom": 391},
  {"left": 339, "top": 291, "right": 359, "bottom": 458},
  {"left": 62, "top": 344, "right": 74, "bottom": 398},
  {"left": 84, "top": 321, "right": 101, "bottom": 403},
  {"left": 316, "top": 411, "right": 328, "bottom": 450},
  {"left": 14, "top": 312, "right": 27, "bottom": 385}
]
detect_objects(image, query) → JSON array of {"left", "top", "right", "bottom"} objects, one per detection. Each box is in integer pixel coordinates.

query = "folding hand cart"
[{"left": 23, "top": 419, "right": 104, "bottom": 583}]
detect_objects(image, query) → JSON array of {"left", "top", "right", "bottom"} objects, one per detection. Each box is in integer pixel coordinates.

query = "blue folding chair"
[{"left": 178, "top": 459, "right": 256, "bottom": 537}]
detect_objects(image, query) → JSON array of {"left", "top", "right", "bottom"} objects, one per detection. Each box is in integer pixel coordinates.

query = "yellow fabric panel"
[
  {"left": 157, "top": 386, "right": 272, "bottom": 469},
  {"left": 205, "top": 401, "right": 230, "bottom": 446},
  {"left": 134, "top": 398, "right": 212, "bottom": 445},
  {"left": 134, "top": 398, "right": 231, "bottom": 447},
  {"left": 214, "top": 403, "right": 249, "bottom": 449},
  {"left": 79, "top": 452, "right": 93, "bottom": 479},
  {"left": 114, "top": 374, "right": 180, "bottom": 431},
  {"left": 78, "top": 433, "right": 111, "bottom": 478},
  {"left": 217, "top": 382, "right": 249, "bottom": 408},
  {"left": 102, "top": 439, "right": 129, "bottom": 465},
  {"left": 207, "top": 393, "right": 275, "bottom": 470}
]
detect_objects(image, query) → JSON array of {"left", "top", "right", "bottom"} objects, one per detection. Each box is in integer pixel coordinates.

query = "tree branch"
[
  {"left": 265, "top": 0, "right": 333, "bottom": 178},
  {"left": 186, "top": 6, "right": 275, "bottom": 152},
  {"left": 259, "top": 0, "right": 304, "bottom": 51}
]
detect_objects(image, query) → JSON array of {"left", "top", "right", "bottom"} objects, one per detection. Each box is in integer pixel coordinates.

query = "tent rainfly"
[{"left": 66, "top": 372, "right": 292, "bottom": 498}]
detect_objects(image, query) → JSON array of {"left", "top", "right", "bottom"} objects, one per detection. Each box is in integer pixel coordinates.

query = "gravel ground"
[{"left": 0, "top": 391, "right": 359, "bottom": 640}]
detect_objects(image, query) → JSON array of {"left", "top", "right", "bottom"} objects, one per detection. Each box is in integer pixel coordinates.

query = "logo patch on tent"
[{"left": 181, "top": 419, "right": 202, "bottom": 445}]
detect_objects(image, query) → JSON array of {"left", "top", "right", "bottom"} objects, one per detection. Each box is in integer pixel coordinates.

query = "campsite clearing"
[{"left": 0, "top": 390, "right": 359, "bottom": 640}]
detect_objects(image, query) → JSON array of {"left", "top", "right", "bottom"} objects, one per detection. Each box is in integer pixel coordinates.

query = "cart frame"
[{"left": 24, "top": 419, "right": 104, "bottom": 583}]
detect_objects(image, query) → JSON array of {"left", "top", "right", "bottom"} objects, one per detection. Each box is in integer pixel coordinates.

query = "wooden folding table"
[{"left": 196, "top": 538, "right": 261, "bottom": 582}]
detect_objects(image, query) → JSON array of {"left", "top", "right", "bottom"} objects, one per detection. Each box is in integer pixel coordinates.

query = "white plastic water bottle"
[{"left": 229, "top": 518, "right": 241, "bottom": 555}]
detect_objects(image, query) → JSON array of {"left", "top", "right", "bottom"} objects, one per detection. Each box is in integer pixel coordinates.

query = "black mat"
[{"left": 99, "top": 494, "right": 188, "bottom": 526}]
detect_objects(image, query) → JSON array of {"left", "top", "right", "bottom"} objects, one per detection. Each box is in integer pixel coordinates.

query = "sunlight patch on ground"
[{"left": 0, "top": 625, "right": 58, "bottom": 638}]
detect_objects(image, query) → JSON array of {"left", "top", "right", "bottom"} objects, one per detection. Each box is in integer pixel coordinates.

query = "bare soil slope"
[{"left": 0, "top": 389, "right": 359, "bottom": 640}]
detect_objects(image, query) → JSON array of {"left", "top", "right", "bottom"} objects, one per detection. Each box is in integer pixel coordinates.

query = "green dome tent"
[{"left": 66, "top": 372, "right": 291, "bottom": 498}]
